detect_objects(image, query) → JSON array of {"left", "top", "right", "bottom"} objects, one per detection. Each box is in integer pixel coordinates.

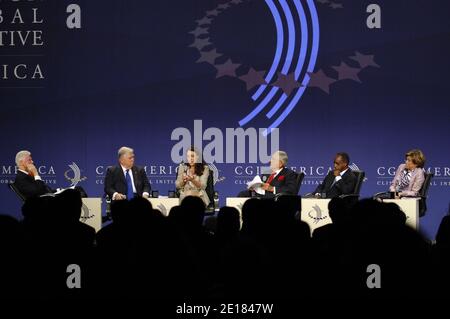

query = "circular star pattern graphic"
[{"left": 188, "top": 0, "right": 380, "bottom": 134}]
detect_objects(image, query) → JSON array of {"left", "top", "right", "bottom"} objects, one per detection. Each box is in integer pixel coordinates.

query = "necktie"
[
  {"left": 267, "top": 172, "right": 276, "bottom": 184},
  {"left": 398, "top": 170, "right": 411, "bottom": 191},
  {"left": 125, "top": 169, "right": 134, "bottom": 200},
  {"left": 331, "top": 176, "right": 339, "bottom": 188}
]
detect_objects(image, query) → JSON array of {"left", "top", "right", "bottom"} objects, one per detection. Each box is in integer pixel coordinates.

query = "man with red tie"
[{"left": 238, "top": 151, "right": 298, "bottom": 198}]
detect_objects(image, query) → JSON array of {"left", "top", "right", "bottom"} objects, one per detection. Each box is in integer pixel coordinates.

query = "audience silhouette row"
[{"left": 0, "top": 190, "right": 449, "bottom": 299}]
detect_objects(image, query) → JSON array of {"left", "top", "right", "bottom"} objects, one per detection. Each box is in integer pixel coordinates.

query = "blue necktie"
[{"left": 125, "top": 169, "right": 134, "bottom": 200}]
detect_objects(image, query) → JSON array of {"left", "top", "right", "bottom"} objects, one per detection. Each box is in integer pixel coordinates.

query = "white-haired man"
[
  {"left": 13, "top": 150, "right": 54, "bottom": 200},
  {"left": 238, "top": 151, "right": 298, "bottom": 198},
  {"left": 104, "top": 147, "right": 151, "bottom": 200}
]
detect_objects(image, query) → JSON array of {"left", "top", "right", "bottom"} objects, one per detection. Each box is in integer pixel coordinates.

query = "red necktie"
[{"left": 267, "top": 173, "right": 276, "bottom": 184}]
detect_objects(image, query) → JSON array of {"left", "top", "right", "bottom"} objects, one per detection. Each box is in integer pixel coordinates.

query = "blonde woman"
[{"left": 389, "top": 149, "right": 426, "bottom": 198}]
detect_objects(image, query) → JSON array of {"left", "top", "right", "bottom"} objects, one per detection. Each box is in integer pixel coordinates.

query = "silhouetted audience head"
[
  {"left": 436, "top": 215, "right": 450, "bottom": 245},
  {"left": 275, "top": 195, "right": 301, "bottom": 220},
  {"left": 110, "top": 199, "right": 129, "bottom": 223},
  {"left": 350, "top": 198, "right": 404, "bottom": 228},
  {"left": 328, "top": 197, "right": 348, "bottom": 224},
  {"left": 129, "top": 196, "right": 165, "bottom": 229},
  {"left": 56, "top": 189, "right": 83, "bottom": 222},
  {"left": 22, "top": 196, "right": 48, "bottom": 219},
  {"left": 384, "top": 202, "right": 407, "bottom": 226},
  {"left": 179, "top": 196, "right": 206, "bottom": 231},
  {"left": 129, "top": 196, "right": 153, "bottom": 216},
  {"left": 217, "top": 207, "right": 240, "bottom": 238},
  {"left": 168, "top": 205, "right": 183, "bottom": 223},
  {"left": 0, "top": 215, "right": 20, "bottom": 243},
  {"left": 241, "top": 198, "right": 263, "bottom": 234}
]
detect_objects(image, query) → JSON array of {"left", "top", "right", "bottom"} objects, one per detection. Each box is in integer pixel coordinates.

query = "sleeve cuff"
[{"left": 34, "top": 175, "right": 42, "bottom": 181}]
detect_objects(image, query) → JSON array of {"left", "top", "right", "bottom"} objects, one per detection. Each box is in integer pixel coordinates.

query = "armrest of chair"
[
  {"left": 274, "top": 193, "right": 300, "bottom": 199},
  {"left": 205, "top": 191, "right": 218, "bottom": 214},
  {"left": 274, "top": 192, "right": 287, "bottom": 199},
  {"left": 372, "top": 191, "right": 387, "bottom": 199},
  {"left": 338, "top": 194, "right": 360, "bottom": 199},
  {"left": 205, "top": 204, "right": 215, "bottom": 214}
]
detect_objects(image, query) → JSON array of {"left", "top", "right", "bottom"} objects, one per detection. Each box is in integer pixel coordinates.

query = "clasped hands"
[
  {"left": 261, "top": 183, "right": 274, "bottom": 192},
  {"left": 183, "top": 174, "right": 195, "bottom": 184}
]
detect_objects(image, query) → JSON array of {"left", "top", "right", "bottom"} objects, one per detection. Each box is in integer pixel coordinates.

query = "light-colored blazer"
[
  {"left": 389, "top": 163, "right": 425, "bottom": 197},
  {"left": 176, "top": 163, "right": 210, "bottom": 206}
]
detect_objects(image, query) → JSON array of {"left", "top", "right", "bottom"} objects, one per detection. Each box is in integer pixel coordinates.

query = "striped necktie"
[{"left": 397, "top": 169, "right": 411, "bottom": 191}]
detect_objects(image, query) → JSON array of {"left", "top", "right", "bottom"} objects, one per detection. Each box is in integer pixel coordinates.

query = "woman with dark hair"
[{"left": 175, "top": 147, "right": 210, "bottom": 206}]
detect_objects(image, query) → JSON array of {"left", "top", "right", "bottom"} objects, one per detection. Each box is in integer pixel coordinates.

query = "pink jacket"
[{"left": 389, "top": 163, "right": 425, "bottom": 197}]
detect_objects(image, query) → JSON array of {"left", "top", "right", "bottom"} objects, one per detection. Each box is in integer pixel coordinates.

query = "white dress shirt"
[{"left": 333, "top": 168, "right": 349, "bottom": 184}]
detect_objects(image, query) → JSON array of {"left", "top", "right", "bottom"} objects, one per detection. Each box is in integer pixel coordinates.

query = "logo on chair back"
[
  {"left": 208, "top": 163, "right": 225, "bottom": 185},
  {"left": 308, "top": 204, "right": 328, "bottom": 224},
  {"left": 64, "top": 162, "right": 87, "bottom": 187},
  {"left": 349, "top": 163, "right": 368, "bottom": 181}
]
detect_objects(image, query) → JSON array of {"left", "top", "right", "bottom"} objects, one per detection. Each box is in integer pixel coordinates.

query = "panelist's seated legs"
[{"left": 237, "top": 190, "right": 253, "bottom": 197}]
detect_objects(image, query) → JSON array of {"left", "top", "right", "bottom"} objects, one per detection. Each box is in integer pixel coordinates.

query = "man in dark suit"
[
  {"left": 313, "top": 152, "right": 357, "bottom": 198},
  {"left": 238, "top": 151, "right": 298, "bottom": 198},
  {"left": 14, "top": 150, "right": 54, "bottom": 200},
  {"left": 104, "top": 146, "right": 151, "bottom": 200}
]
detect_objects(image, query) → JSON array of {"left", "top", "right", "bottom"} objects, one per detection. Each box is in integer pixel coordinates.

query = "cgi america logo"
[{"left": 64, "top": 162, "right": 87, "bottom": 187}]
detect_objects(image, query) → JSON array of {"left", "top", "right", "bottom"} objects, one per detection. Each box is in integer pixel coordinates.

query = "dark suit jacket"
[
  {"left": 314, "top": 169, "right": 357, "bottom": 198},
  {"left": 14, "top": 171, "right": 53, "bottom": 200},
  {"left": 104, "top": 165, "right": 151, "bottom": 198},
  {"left": 265, "top": 167, "right": 298, "bottom": 196}
]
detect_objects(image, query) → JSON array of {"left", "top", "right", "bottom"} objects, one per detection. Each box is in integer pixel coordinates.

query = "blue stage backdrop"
[{"left": 0, "top": 0, "right": 448, "bottom": 239}]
